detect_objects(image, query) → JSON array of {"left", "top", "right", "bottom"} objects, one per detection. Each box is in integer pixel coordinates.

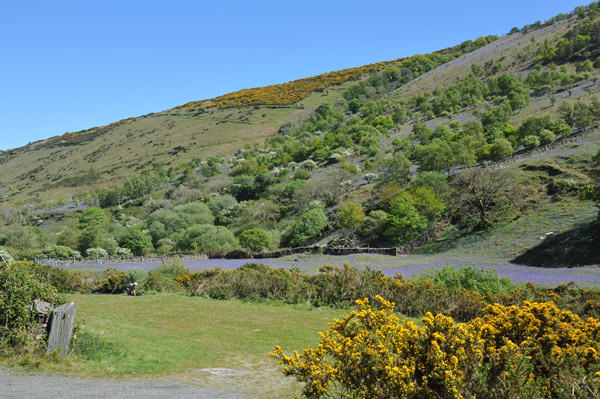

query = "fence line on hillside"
[{"left": 450, "top": 124, "right": 600, "bottom": 175}]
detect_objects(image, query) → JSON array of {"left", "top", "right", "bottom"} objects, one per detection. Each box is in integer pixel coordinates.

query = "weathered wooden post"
[{"left": 47, "top": 302, "right": 76, "bottom": 356}]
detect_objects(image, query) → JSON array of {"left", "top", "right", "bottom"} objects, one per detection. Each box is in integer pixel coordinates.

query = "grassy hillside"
[
  {"left": 0, "top": 3, "right": 599, "bottom": 268},
  {"left": 0, "top": 85, "right": 348, "bottom": 205}
]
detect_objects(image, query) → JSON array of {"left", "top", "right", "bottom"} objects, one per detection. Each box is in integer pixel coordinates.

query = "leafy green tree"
[
  {"left": 538, "top": 129, "right": 556, "bottom": 145},
  {"left": 288, "top": 208, "right": 328, "bottom": 247},
  {"left": 78, "top": 225, "right": 102, "bottom": 254},
  {"left": 348, "top": 98, "right": 363, "bottom": 113},
  {"left": 239, "top": 199, "right": 281, "bottom": 228},
  {"left": 178, "top": 224, "right": 238, "bottom": 255},
  {"left": 38, "top": 245, "right": 76, "bottom": 259},
  {"left": 358, "top": 210, "right": 388, "bottom": 245},
  {"left": 551, "top": 118, "right": 572, "bottom": 137},
  {"left": 414, "top": 139, "right": 455, "bottom": 174},
  {"left": 489, "top": 138, "right": 514, "bottom": 160},
  {"left": 336, "top": 201, "right": 366, "bottom": 231},
  {"left": 374, "top": 153, "right": 411, "bottom": 185},
  {"left": 238, "top": 228, "right": 273, "bottom": 252},
  {"left": 119, "top": 228, "right": 153, "bottom": 256},
  {"left": 411, "top": 171, "right": 452, "bottom": 201},
  {"left": 382, "top": 197, "right": 428, "bottom": 245},
  {"left": 78, "top": 207, "right": 110, "bottom": 229},
  {"left": 522, "top": 135, "right": 540, "bottom": 150},
  {"left": 407, "top": 186, "right": 446, "bottom": 224}
]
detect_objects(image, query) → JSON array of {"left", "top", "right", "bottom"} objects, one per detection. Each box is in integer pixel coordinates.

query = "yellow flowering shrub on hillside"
[{"left": 272, "top": 297, "right": 600, "bottom": 398}]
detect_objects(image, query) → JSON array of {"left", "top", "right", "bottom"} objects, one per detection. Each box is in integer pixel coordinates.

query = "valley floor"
[{"left": 58, "top": 253, "right": 600, "bottom": 288}]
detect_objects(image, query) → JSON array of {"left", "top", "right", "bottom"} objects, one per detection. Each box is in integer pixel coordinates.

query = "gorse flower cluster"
[{"left": 271, "top": 297, "right": 600, "bottom": 399}]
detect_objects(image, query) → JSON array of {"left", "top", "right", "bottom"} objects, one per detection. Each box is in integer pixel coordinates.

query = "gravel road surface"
[{"left": 0, "top": 367, "right": 246, "bottom": 399}]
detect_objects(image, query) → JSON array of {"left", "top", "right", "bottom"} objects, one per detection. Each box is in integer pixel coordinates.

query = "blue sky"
[{"left": 0, "top": 0, "right": 587, "bottom": 150}]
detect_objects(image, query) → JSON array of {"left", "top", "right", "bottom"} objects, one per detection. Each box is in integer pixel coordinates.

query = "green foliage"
[
  {"left": 119, "top": 228, "right": 153, "bottom": 256},
  {"left": 78, "top": 225, "right": 102, "bottom": 254},
  {"left": 238, "top": 228, "right": 273, "bottom": 252},
  {"left": 336, "top": 200, "right": 366, "bottom": 231},
  {"left": 489, "top": 138, "right": 514, "bottom": 160},
  {"left": 0, "top": 261, "right": 65, "bottom": 353},
  {"left": 419, "top": 265, "right": 513, "bottom": 295},
  {"left": 38, "top": 245, "right": 76, "bottom": 259},
  {"left": 522, "top": 135, "right": 541, "bottom": 150},
  {"left": 78, "top": 207, "right": 109, "bottom": 229},
  {"left": 178, "top": 224, "right": 239, "bottom": 255},
  {"left": 288, "top": 208, "right": 328, "bottom": 247},
  {"left": 382, "top": 196, "right": 428, "bottom": 245},
  {"left": 86, "top": 247, "right": 108, "bottom": 258}
]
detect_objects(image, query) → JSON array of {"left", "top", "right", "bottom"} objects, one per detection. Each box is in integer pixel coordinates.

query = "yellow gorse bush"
[{"left": 272, "top": 297, "right": 600, "bottom": 398}]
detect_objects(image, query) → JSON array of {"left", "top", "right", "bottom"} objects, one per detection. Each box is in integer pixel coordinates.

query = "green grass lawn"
[{"left": 37, "top": 293, "right": 348, "bottom": 398}]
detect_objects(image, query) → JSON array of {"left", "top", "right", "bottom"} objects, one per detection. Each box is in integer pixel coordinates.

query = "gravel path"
[{"left": 0, "top": 367, "right": 246, "bottom": 399}]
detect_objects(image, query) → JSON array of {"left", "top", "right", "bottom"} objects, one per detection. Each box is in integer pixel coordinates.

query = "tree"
[
  {"left": 78, "top": 225, "right": 102, "bottom": 254},
  {"left": 414, "top": 139, "right": 455, "bottom": 174},
  {"left": 178, "top": 224, "right": 238, "bottom": 255},
  {"left": 407, "top": 186, "right": 446, "bottom": 224},
  {"left": 238, "top": 228, "right": 273, "bottom": 252},
  {"left": 336, "top": 201, "right": 366, "bottom": 232},
  {"left": 78, "top": 207, "right": 110, "bottom": 229},
  {"left": 451, "top": 168, "right": 521, "bottom": 230},
  {"left": 522, "top": 135, "right": 540, "bottom": 150},
  {"left": 348, "top": 98, "right": 363, "bottom": 114},
  {"left": 288, "top": 208, "right": 328, "bottom": 247},
  {"left": 374, "top": 153, "right": 411, "bottom": 184},
  {"left": 489, "top": 138, "right": 514, "bottom": 160},
  {"left": 119, "top": 228, "right": 153, "bottom": 256},
  {"left": 382, "top": 197, "right": 428, "bottom": 245}
]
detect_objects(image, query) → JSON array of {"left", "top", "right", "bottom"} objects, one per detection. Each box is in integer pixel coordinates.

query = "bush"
[
  {"left": 238, "top": 228, "right": 273, "bottom": 252},
  {"left": 114, "top": 247, "right": 133, "bottom": 257},
  {"left": 38, "top": 245, "right": 76, "bottom": 259},
  {"left": 288, "top": 208, "right": 328, "bottom": 247},
  {"left": 419, "top": 265, "right": 513, "bottom": 295},
  {"left": 522, "top": 135, "right": 540, "bottom": 150},
  {"left": 178, "top": 224, "right": 239, "bottom": 255},
  {"left": 0, "top": 261, "right": 65, "bottom": 353},
  {"left": 119, "top": 228, "right": 153, "bottom": 256},
  {"left": 86, "top": 247, "right": 108, "bottom": 258},
  {"left": 142, "top": 260, "right": 187, "bottom": 292},
  {"left": 272, "top": 297, "right": 600, "bottom": 399},
  {"left": 538, "top": 128, "right": 556, "bottom": 145},
  {"left": 78, "top": 207, "right": 110, "bottom": 229}
]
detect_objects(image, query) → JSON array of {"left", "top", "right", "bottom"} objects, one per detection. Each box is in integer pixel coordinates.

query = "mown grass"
[{"left": 26, "top": 294, "right": 352, "bottom": 398}]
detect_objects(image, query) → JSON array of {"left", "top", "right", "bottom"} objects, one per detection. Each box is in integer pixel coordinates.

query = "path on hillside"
[{"left": 0, "top": 367, "right": 245, "bottom": 399}]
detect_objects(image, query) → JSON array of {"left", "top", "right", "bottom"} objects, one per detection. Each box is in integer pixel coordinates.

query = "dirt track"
[{"left": 0, "top": 367, "right": 245, "bottom": 399}]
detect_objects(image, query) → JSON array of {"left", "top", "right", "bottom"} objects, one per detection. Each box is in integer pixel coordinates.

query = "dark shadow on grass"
[{"left": 512, "top": 220, "right": 600, "bottom": 267}]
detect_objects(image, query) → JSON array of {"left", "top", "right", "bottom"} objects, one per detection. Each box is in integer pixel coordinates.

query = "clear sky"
[{"left": 0, "top": 0, "right": 587, "bottom": 150}]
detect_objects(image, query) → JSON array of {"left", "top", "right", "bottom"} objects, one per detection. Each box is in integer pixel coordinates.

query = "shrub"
[
  {"left": 142, "top": 260, "right": 187, "bottom": 292},
  {"left": 538, "top": 128, "right": 556, "bottom": 145},
  {"left": 419, "top": 265, "right": 513, "bottom": 295},
  {"left": 178, "top": 224, "right": 239, "bottom": 255},
  {"left": 95, "top": 268, "right": 128, "bottom": 294},
  {"left": 288, "top": 208, "right": 328, "bottom": 247},
  {"left": 38, "top": 245, "right": 76, "bottom": 259},
  {"left": 522, "top": 135, "right": 540, "bottom": 150},
  {"left": 119, "top": 228, "right": 153, "bottom": 256},
  {"left": 114, "top": 247, "right": 133, "bottom": 257},
  {"left": 272, "top": 297, "right": 600, "bottom": 399},
  {"left": 0, "top": 249, "right": 14, "bottom": 264},
  {"left": 86, "top": 247, "right": 108, "bottom": 258},
  {"left": 238, "top": 228, "right": 273, "bottom": 252},
  {"left": 78, "top": 207, "right": 110, "bottom": 229},
  {"left": 0, "top": 261, "right": 65, "bottom": 353}
]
